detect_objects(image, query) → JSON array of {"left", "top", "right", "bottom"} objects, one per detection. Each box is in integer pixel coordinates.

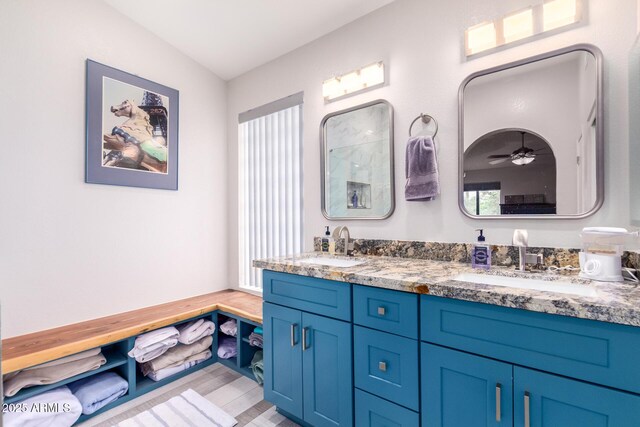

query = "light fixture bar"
[
  {"left": 465, "top": 0, "right": 583, "bottom": 57},
  {"left": 322, "top": 61, "right": 385, "bottom": 102}
]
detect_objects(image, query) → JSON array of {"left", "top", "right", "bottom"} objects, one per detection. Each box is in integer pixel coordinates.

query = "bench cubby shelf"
[{"left": 4, "top": 309, "right": 262, "bottom": 426}]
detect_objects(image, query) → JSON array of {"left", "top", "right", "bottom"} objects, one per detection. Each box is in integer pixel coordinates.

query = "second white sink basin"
[
  {"left": 298, "top": 257, "right": 365, "bottom": 268},
  {"left": 453, "top": 273, "right": 597, "bottom": 297}
]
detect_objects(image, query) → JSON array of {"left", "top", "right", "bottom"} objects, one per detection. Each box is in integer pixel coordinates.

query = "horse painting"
[{"left": 103, "top": 100, "right": 168, "bottom": 173}]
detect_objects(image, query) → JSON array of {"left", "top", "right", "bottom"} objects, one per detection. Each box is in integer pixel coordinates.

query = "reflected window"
[{"left": 464, "top": 182, "right": 501, "bottom": 215}]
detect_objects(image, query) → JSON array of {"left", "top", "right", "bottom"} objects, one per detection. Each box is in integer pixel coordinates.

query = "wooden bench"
[
  {"left": 2, "top": 290, "right": 262, "bottom": 373},
  {"left": 2, "top": 290, "right": 263, "bottom": 423}
]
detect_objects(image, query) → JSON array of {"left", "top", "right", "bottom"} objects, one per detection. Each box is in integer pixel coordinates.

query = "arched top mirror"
[{"left": 459, "top": 44, "right": 604, "bottom": 219}]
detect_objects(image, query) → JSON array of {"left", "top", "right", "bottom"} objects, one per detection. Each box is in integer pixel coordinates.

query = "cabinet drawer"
[
  {"left": 355, "top": 389, "right": 419, "bottom": 427},
  {"left": 421, "top": 295, "right": 640, "bottom": 394},
  {"left": 353, "top": 285, "right": 418, "bottom": 339},
  {"left": 354, "top": 326, "right": 419, "bottom": 411},
  {"left": 263, "top": 271, "right": 351, "bottom": 321}
]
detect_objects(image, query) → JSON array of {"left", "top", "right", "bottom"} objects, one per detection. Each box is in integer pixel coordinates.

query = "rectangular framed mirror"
[
  {"left": 321, "top": 100, "right": 395, "bottom": 220},
  {"left": 459, "top": 44, "right": 604, "bottom": 219}
]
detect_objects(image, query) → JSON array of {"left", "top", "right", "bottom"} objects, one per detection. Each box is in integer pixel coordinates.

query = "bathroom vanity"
[{"left": 256, "top": 254, "right": 640, "bottom": 427}]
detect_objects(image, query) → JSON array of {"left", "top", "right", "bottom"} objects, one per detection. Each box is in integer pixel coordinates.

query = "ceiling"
[{"left": 105, "top": 0, "right": 394, "bottom": 80}]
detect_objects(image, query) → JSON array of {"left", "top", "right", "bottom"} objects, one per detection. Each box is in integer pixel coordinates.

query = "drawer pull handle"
[
  {"left": 496, "top": 383, "right": 501, "bottom": 422},
  {"left": 302, "top": 327, "right": 309, "bottom": 351},
  {"left": 378, "top": 361, "right": 387, "bottom": 372},
  {"left": 290, "top": 323, "right": 297, "bottom": 347},
  {"left": 377, "top": 306, "right": 386, "bottom": 316},
  {"left": 524, "top": 392, "right": 530, "bottom": 427}
]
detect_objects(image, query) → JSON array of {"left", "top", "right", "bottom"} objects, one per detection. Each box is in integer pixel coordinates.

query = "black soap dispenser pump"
[{"left": 472, "top": 229, "right": 491, "bottom": 269}]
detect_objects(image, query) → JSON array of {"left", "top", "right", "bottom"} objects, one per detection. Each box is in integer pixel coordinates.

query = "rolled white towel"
[
  {"left": 3, "top": 386, "right": 82, "bottom": 427},
  {"left": 177, "top": 319, "right": 215, "bottom": 345}
]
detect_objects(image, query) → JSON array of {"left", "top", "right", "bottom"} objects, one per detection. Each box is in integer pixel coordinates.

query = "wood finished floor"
[{"left": 77, "top": 363, "right": 300, "bottom": 427}]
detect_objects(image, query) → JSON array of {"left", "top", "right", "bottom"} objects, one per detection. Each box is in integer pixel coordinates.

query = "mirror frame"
[
  {"left": 458, "top": 44, "right": 604, "bottom": 220},
  {"left": 320, "top": 99, "right": 395, "bottom": 220}
]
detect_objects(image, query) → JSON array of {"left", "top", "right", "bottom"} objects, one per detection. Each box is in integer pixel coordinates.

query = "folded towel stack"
[
  {"left": 68, "top": 371, "right": 129, "bottom": 415},
  {"left": 177, "top": 318, "right": 215, "bottom": 345},
  {"left": 220, "top": 319, "right": 237, "bottom": 337},
  {"left": 3, "top": 386, "right": 83, "bottom": 427},
  {"left": 248, "top": 332, "right": 263, "bottom": 348},
  {"left": 140, "top": 331, "right": 214, "bottom": 382},
  {"left": 128, "top": 327, "right": 179, "bottom": 363},
  {"left": 217, "top": 335, "right": 237, "bottom": 359},
  {"left": 3, "top": 348, "right": 107, "bottom": 397},
  {"left": 141, "top": 335, "right": 213, "bottom": 376},
  {"left": 250, "top": 351, "right": 264, "bottom": 385},
  {"left": 147, "top": 350, "right": 212, "bottom": 382}
]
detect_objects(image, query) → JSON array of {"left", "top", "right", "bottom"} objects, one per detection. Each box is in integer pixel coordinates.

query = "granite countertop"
[{"left": 253, "top": 252, "right": 640, "bottom": 327}]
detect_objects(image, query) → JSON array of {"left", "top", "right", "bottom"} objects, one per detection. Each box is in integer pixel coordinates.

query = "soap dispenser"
[
  {"left": 321, "top": 226, "right": 333, "bottom": 252},
  {"left": 472, "top": 229, "right": 491, "bottom": 270}
]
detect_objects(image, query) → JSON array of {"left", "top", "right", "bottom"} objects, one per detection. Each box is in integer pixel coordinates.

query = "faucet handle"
[{"left": 512, "top": 229, "right": 529, "bottom": 247}]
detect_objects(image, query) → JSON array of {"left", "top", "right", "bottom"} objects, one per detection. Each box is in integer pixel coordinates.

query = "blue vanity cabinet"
[
  {"left": 263, "top": 271, "right": 353, "bottom": 427},
  {"left": 514, "top": 367, "right": 640, "bottom": 427},
  {"left": 302, "top": 312, "right": 353, "bottom": 427},
  {"left": 421, "top": 295, "right": 640, "bottom": 427},
  {"left": 263, "top": 302, "right": 304, "bottom": 419},
  {"left": 421, "top": 343, "right": 513, "bottom": 427}
]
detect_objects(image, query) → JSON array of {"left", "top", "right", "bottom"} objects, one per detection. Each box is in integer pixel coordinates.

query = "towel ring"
[{"left": 409, "top": 113, "right": 438, "bottom": 138}]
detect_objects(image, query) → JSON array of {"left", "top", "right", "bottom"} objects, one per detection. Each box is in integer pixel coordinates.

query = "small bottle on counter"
[
  {"left": 472, "top": 229, "right": 491, "bottom": 270},
  {"left": 321, "top": 226, "right": 333, "bottom": 252}
]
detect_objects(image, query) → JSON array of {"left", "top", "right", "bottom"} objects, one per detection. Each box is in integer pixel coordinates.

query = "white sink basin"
[
  {"left": 298, "top": 257, "right": 365, "bottom": 268},
  {"left": 453, "top": 273, "right": 597, "bottom": 297}
]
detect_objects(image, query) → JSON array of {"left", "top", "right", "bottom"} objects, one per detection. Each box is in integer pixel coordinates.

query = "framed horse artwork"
[{"left": 85, "top": 60, "right": 179, "bottom": 190}]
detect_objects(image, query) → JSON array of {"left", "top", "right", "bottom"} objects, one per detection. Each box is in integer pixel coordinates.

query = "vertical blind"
[{"left": 239, "top": 100, "right": 304, "bottom": 291}]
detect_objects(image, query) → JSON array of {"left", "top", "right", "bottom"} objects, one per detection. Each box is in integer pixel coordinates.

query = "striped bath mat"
[{"left": 114, "top": 389, "right": 237, "bottom": 427}]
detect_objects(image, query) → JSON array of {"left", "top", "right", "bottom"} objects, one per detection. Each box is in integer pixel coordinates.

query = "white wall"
[
  {"left": 0, "top": 0, "right": 228, "bottom": 337},
  {"left": 227, "top": 0, "right": 637, "bottom": 288}
]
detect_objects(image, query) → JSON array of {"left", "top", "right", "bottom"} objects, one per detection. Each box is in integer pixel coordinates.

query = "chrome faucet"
[
  {"left": 332, "top": 226, "right": 353, "bottom": 256},
  {"left": 512, "top": 229, "right": 544, "bottom": 272}
]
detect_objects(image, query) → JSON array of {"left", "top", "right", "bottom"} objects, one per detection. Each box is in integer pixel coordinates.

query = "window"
[
  {"left": 238, "top": 93, "right": 304, "bottom": 291},
  {"left": 464, "top": 182, "right": 501, "bottom": 215}
]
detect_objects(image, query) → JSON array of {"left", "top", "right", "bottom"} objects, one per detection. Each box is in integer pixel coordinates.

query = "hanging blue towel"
[{"left": 405, "top": 135, "right": 440, "bottom": 201}]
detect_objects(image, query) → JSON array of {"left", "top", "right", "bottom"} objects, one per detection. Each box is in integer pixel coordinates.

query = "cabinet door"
[
  {"left": 514, "top": 367, "right": 640, "bottom": 427},
  {"left": 263, "top": 303, "right": 303, "bottom": 419},
  {"left": 302, "top": 312, "right": 353, "bottom": 427},
  {"left": 422, "top": 343, "right": 513, "bottom": 427}
]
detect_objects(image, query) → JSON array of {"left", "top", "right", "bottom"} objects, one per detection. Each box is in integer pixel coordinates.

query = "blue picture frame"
[{"left": 85, "top": 59, "right": 179, "bottom": 190}]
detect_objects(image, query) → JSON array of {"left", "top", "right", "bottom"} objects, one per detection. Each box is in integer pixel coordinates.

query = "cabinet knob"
[
  {"left": 378, "top": 361, "right": 387, "bottom": 372},
  {"left": 377, "top": 306, "right": 386, "bottom": 316}
]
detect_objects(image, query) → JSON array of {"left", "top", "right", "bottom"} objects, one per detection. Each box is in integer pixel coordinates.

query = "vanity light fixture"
[
  {"left": 466, "top": 22, "right": 498, "bottom": 55},
  {"left": 503, "top": 8, "right": 534, "bottom": 44},
  {"left": 543, "top": 0, "right": 579, "bottom": 31},
  {"left": 465, "top": 0, "right": 583, "bottom": 57},
  {"left": 322, "top": 62, "right": 385, "bottom": 101}
]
